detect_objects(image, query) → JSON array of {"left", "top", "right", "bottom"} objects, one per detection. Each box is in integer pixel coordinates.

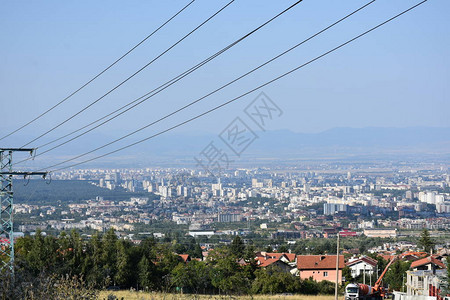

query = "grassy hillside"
[{"left": 98, "top": 291, "right": 335, "bottom": 300}]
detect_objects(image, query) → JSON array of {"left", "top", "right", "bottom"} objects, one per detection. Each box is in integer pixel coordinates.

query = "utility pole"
[
  {"left": 363, "top": 264, "right": 366, "bottom": 285},
  {"left": 0, "top": 148, "right": 47, "bottom": 274},
  {"left": 335, "top": 232, "right": 340, "bottom": 300}
]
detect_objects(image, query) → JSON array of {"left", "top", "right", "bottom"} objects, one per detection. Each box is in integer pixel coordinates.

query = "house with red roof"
[
  {"left": 410, "top": 255, "right": 446, "bottom": 271},
  {"left": 346, "top": 256, "right": 378, "bottom": 278},
  {"left": 297, "top": 255, "right": 345, "bottom": 283},
  {"left": 406, "top": 256, "right": 447, "bottom": 298},
  {"left": 255, "top": 252, "right": 297, "bottom": 274},
  {"left": 257, "top": 257, "right": 292, "bottom": 273},
  {"left": 400, "top": 251, "right": 428, "bottom": 261},
  {"left": 256, "top": 252, "right": 297, "bottom": 264},
  {"left": 178, "top": 254, "right": 191, "bottom": 263}
]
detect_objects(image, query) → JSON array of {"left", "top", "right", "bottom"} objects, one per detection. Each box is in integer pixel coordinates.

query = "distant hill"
[
  {"left": 13, "top": 180, "right": 159, "bottom": 204},
  {"left": 5, "top": 127, "right": 450, "bottom": 167},
  {"left": 128, "top": 126, "right": 450, "bottom": 159}
]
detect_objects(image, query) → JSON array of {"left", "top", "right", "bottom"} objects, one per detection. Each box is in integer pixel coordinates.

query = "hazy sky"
[{"left": 1, "top": 0, "right": 449, "bottom": 149}]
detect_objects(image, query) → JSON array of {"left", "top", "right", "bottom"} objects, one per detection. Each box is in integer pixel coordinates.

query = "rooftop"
[{"left": 297, "top": 255, "right": 345, "bottom": 270}]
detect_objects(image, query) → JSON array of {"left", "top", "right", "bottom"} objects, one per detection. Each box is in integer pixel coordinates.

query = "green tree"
[
  {"left": 138, "top": 255, "right": 153, "bottom": 290},
  {"left": 24, "top": 230, "right": 59, "bottom": 275},
  {"left": 418, "top": 229, "right": 434, "bottom": 253},
  {"left": 242, "top": 243, "right": 257, "bottom": 282},
  {"left": 156, "top": 245, "right": 182, "bottom": 276},
  {"left": 278, "top": 244, "right": 289, "bottom": 253},
  {"left": 251, "top": 265, "right": 299, "bottom": 294},
  {"left": 317, "top": 280, "right": 335, "bottom": 294},
  {"left": 102, "top": 228, "right": 118, "bottom": 286},
  {"left": 171, "top": 260, "right": 211, "bottom": 294},
  {"left": 68, "top": 230, "right": 84, "bottom": 276},
  {"left": 83, "top": 232, "right": 103, "bottom": 288},
  {"left": 439, "top": 258, "right": 450, "bottom": 297},
  {"left": 299, "top": 278, "right": 320, "bottom": 295},
  {"left": 230, "top": 236, "right": 245, "bottom": 259},
  {"left": 342, "top": 266, "right": 353, "bottom": 282},
  {"left": 189, "top": 243, "right": 203, "bottom": 259},
  {"left": 384, "top": 260, "right": 410, "bottom": 291},
  {"left": 208, "top": 248, "right": 249, "bottom": 294},
  {"left": 114, "top": 240, "right": 130, "bottom": 287},
  {"left": 25, "top": 229, "right": 46, "bottom": 274}
]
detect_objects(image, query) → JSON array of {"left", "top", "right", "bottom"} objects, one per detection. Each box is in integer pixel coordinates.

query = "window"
[{"left": 324, "top": 272, "right": 328, "bottom": 277}]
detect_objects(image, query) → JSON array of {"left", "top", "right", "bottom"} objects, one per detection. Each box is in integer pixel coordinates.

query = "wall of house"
[
  {"left": 350, "top": 262, "right": 375, "bottom": 277},
  {"left": 299, "top": 269, "right": 342, "bottom": 283},
  {"left": 406, "top": 270, "right": 446, "bottom": 297}
]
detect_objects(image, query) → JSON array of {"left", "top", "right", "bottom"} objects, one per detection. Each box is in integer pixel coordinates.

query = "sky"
[{"left": 1, "top": 0, "right": 449, "bottom": 151}]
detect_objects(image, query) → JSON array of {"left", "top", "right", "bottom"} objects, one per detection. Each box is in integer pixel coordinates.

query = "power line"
[
  {"left": 28, "top": 0, "right": 375, "bottom": 170},
  {"left": 40, "top": 0, "right": 428, "bottom": 173},
  {"left": 0, "top": 0, "right": 195, "bottom": 143},
  {"left": 20, "top": 0, "right": 235, "bottom": 148},
  {"left": 14, "top": 0, "right": 306, "bottom": 166}
]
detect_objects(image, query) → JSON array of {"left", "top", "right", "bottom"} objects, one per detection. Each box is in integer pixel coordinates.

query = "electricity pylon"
[{"left": 0, "top": 148, "right": 47, "bottom": 273}]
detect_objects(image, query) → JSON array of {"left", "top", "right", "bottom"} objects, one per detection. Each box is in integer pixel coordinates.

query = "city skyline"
[{"left": 1, "top": 1, "right": 449, "bottom": 298}]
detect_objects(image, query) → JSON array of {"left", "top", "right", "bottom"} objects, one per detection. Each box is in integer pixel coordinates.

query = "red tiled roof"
[
  {"left": 401, "top": 251, "right": 427, "bottom": 257},
  {"left": 346, "top": 256, "right": 378, "bottom": 267},
  {"left": 265, "top": 252, "right": 296, "bottom": 262},
  {"left": 410, "top": 256, "right": 446, "bottom": 269},
  {"left": 400, "top": 251, "right": 428, "bottom": 260},
  {"left": 297, "top": 255, "right": 345, "bottom": 270},
  {"left": 258, "top": 258, "right": 280, "bottom": 267},
  {"left": 379, "top": 254, "right": 394, "bottom": 262},
  {"left": 178, "top": 254, "right": 190, "bottom": 263},
  {"left": 285, "top": 253, "right": 297, "bottom": 262}
]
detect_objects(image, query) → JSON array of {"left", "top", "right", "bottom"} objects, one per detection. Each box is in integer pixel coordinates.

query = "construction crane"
[{"left": 345, "top": 255, "right": 398, "bottom": 300}]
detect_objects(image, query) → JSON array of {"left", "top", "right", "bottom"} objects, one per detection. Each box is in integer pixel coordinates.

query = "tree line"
[
  {"left": 2, "top": 228, "right": 436, "bottom": 299},
  {"left": 1, "top": 229, "right": 339, "bottom": 298}
]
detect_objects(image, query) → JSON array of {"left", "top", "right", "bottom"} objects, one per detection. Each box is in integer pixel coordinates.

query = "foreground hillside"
[{"left": 98, "top": 291, "right": 335, "bottom": 300}]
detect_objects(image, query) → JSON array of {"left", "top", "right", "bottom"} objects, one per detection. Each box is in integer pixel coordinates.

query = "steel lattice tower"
[
  {"left": 0, "top": 149, "right": 14, "bottom": 272},
  {"left": 0, "top": 148, "right": 46, "bottom": 273}
]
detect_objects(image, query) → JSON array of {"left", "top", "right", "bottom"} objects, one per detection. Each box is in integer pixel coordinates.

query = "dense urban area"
[
  {"left": 3, "top": 161, "right": 449, "bottom": 298},
  {"left": 2, "top": 0, "right": 449, "bottom": 298}
]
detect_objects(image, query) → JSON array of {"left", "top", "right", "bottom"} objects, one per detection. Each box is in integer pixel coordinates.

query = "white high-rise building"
[{"left": 426, "top": 192, "right": 436, "bottom": 204}]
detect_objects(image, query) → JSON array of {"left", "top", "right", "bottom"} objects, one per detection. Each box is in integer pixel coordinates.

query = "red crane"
[{"left": 345, "top": 255, "right": 398, "bottom": 300}]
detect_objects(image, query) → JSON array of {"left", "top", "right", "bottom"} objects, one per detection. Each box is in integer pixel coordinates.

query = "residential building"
[
  {"left": 297, "top": 255, "right": 345, "bottom": 283},
  {"left": 346, "top": 256, "right": 378, "bottom": 278}
]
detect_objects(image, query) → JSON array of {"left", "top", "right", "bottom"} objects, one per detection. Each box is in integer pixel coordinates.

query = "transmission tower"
[{"left": 0, "top": 148, "right": 47, "bottom": 273}]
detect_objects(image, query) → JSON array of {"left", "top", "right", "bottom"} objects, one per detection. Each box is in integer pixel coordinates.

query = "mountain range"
[{"left": 5, "top": 126, "right": 450, "bottom": 168}]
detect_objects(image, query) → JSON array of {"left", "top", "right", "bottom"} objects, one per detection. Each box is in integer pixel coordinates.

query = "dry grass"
[{"left": 98, "top": 291, "right": 335, "bottom": 300}]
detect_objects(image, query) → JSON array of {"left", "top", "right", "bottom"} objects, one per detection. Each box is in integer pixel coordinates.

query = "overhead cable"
[
  {"left": 0, "top": 0, "right": 195, "bottom": 142},
  {"left": 41, "top": 0, "right": 428, "bottom": 173},
  {"left": 20, "top": 0, "right": 235, "bottom": 148}
]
